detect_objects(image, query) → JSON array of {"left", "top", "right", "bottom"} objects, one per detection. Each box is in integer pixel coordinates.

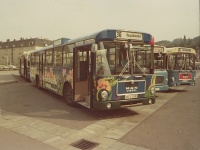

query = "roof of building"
[{"left": 0, "top": 38, "right": 53, "bottom": 49}]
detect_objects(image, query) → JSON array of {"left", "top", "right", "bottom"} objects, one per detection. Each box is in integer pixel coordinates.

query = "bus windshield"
[
  {"left": 168, "top": 53, "right": 195, "bottom": 70},
  {"left": 132, "top": 48, "right": 152, "bottom": 74},
  {"left": 96, "top": 41, "right": 153, "bottom": 76}
]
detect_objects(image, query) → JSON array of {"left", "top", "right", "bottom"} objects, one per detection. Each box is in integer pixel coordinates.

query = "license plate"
[
  {"left": 182, "top": 80, "right": 188, "bottom": 82},
  {"left": 125, "top": 94, "right": 138, "bottom": 99}
]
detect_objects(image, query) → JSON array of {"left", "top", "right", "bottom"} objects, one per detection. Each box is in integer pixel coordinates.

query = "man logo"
[
  {"left": 126, "top": 87, "right": 138, "bottom": 92},
  {"left": 182, "top": 74, "right": 189, "bottom": 79}
]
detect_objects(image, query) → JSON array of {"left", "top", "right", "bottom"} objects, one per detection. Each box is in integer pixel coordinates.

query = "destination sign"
[
  {"left": 178, "top": 48, "right": 191, "bottom": 52},
  {"left": 75, "top": 41, "right": 84, "bottom": 46},
  {"left": 116, "top": 31, "right": 143, "bottom": 40},
  {"left": 154, "top": 47, "right": 164, "bottom": 53},
  {"left": 85, "top": 39, "right": 95, "bottom": 44},
  {"left": 75, "top": 39, "right": 95, "bottom": 47},
  {"left": 54, "top": 38, "right": 70, "bottom": 46}
]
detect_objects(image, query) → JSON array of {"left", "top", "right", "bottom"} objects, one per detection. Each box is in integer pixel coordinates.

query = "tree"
[{"left": 183, "top": 35, "right": 186, "bottom": 47}]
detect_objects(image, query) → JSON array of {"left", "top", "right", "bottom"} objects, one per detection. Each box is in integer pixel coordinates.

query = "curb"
[
  {"left": 0, "top": 74, "right": 19, "bottom": 85},
  {"left": 0, "top": 80, "right": 19, "bottom": 85}
]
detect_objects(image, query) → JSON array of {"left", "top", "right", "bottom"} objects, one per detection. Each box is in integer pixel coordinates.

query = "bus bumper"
[
  {"left": 155, "top": 85, "right": 169, "bottom": 91},
  {"left": 169, "top": 81, "right": 195, "bottom": 86},
  {"left": 92, "top": 97, "right": 156, "bottom": 110}
]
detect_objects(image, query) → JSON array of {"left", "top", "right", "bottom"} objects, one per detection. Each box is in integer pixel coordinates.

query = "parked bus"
[
  {"left": 29, "top": 29, "right": 156, "bottom": 110},
  {"left": 153, "top": 45, "right": 169, "bottom": 91},
  {"left": 19, "top": 51, "right": 31, "bottom": 80},
  {"left": 164, "top": 47, "right": 196, "bottom": 86}
]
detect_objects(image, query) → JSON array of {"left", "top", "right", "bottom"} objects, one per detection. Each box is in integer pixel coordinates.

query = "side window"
[
  {"left": 31, "top": 54, "right": 35, "bottom": 65},
  {"left": 35, "top": 53, "right": 39, "bottom": 66},
  {"left": 63, "top": 44, "right": 73, "bottom": 67},
  {"left": 46, "top": 49, "right": 53, "bottom": 66},
  {"left": 109, "top": 48, "right": 115, "bottom": 72},
  {"left": 54, "top": 46, "right": 63, "bottom": 66}
]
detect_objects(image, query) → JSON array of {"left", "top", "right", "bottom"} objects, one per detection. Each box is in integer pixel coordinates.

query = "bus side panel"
[{"left": 42, "top": 66, "right": 73, "bottom": 95}]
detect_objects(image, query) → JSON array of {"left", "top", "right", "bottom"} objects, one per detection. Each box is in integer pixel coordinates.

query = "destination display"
[
  {"left": 116, "top": 31, "right": 143, "bottom": 40},
  {"left": 178, "top": 48, "right": 191, "bottom": 52},
  {"left": 154, "top": 47, "right": 164, "bottom": 53}
]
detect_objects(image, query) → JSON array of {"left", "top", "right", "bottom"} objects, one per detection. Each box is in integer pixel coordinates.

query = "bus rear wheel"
[{"left": 63, "top": 84, "right": 75, "bottom": 106}]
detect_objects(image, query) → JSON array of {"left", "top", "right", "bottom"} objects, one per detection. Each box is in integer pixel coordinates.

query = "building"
[{"left": 0, "top": 38, "right": 53, "bottom": 67}]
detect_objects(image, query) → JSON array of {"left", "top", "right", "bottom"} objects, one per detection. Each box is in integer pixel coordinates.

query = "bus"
[
  {"left": 164, "top": 47, "right": 196, "bottom": 87},
  {"left": 29, "top": 29, "right": 156, "bottom": 110},
  {"left": 153, "top": 45, "right": 169, "bottom": 91},
  {"left": 19, "top": 51, "right": 31, "bottom": 80}
]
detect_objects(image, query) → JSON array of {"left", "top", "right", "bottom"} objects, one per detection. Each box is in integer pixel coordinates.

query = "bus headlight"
[
  {"left": 99, "top": 90, "right": 108, "bottom": 101},
  {"left": 107, "top": 103, "right": 112, "bottom": 109},
  {"left": 172, "top": 77, "right": 176, "bottom": 82},
  {"left": 150, "top": 87, "right": 155, "bottom": 95}
]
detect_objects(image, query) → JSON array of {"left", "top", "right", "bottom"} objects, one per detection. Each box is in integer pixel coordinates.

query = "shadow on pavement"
[{"left": 158, "top": 88, "right": 188, "bottom": 93}]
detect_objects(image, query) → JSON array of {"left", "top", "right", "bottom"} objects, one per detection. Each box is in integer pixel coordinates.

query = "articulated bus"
[
  {"left": 164, "top": 47, "right": 196, "bottom": 87},
  {"left": 19, "top": 51, "right": 31, "bottom": 80},
  {"left": 29, "top": 29, "right": 156, "bottom": 110}
]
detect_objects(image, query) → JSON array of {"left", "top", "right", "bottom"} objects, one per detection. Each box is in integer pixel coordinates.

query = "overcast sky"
[{"left": 0, "top": 0, "right": 199, "bottom": 42}]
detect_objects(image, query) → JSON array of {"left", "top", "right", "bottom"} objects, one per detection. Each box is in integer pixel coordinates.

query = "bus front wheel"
[{"left": 63, "top": 84, "right": 75, "bottom": 106}]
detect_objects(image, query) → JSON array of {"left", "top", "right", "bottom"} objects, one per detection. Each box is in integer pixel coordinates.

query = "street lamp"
[{"left": 2, "top": 55, "right": 8, "bottom": 66}]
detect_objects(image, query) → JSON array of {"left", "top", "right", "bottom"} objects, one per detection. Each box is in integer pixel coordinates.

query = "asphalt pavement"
[
  {"left": 0, "top": 70, "right": 19, "bottom": 84},
  {"left": 0, "top": 70, "right": 200, "bottom": 150},
  {"left": 120, "top": 76, "right": 200, "bottom": 150}
]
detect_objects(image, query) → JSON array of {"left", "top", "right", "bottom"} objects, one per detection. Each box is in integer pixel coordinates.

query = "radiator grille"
[{"left": 155, "top": 76, "right": 164, "bottom": 85}]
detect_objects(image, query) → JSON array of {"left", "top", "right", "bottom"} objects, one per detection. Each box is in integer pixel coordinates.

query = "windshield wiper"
[
  {"left": 133, "top": 60, "right": 147, "bottom": 76},
  {"left": 119, "top": 61, "right": 130, "bottom": 77},
  {"left": 180, "top": 58, "right": 191, "bottom": 71}
]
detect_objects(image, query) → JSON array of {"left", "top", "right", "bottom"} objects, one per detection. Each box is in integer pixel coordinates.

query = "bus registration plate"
[{"left": 125, "top": 94, "right": 138, "bottom": 99}]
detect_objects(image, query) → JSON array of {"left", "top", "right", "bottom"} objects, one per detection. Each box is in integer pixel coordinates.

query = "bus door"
[
  {"left": 74, "top": 47, "right": 91, "bottom": 107},
  {"left": 38, "top": 53, "right": 45, "bottom": 87}
]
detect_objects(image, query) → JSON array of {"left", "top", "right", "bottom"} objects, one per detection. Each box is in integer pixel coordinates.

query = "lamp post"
[
  {"left": 11, "top": 45, "right": 14, "bottom": 65},
  {"left": 2, "top": 55, "right": 8, "bottom": 66}
]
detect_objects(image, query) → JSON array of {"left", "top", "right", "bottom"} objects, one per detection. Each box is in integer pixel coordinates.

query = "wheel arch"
[{"left": 62, "top": 81, "right": 72, "bottom": 96}]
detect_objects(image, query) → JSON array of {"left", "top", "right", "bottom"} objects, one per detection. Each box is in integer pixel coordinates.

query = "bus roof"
[
  {"left": 67, "top": 29, "right": 154, "bottom": 45},
  {"left": 27, "top": 29, "right": 154, "bottom": 54}
]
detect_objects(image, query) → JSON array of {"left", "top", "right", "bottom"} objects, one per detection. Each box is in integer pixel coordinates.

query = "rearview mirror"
[{"left": 91, "top": 44, "right": 97, "bottom": 53}]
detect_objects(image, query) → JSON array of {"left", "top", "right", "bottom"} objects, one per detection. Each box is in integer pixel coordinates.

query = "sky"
[{"left": 0, "top": 0, "right": 199, "bottom": 42}]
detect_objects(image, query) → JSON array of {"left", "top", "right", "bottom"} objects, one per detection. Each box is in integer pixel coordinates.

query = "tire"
[
  {"left": 63, "top": 84, "right": 75, "bottom": 106},
  {"left": 142, "top": 98, "right": 155, "bottom": 105}
]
